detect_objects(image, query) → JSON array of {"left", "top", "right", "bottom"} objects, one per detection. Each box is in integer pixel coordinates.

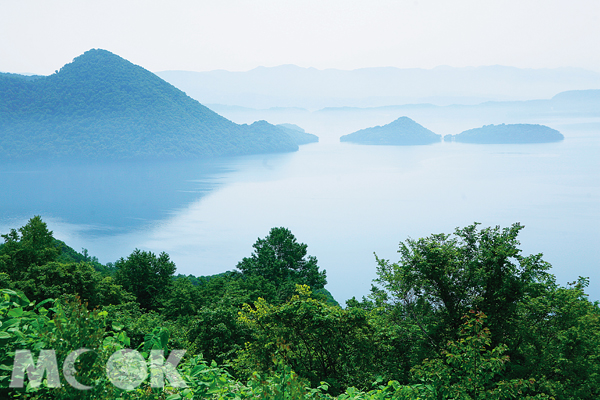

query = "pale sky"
[{"left": 1, "top": 0, "right": 599, "bottom": 75}]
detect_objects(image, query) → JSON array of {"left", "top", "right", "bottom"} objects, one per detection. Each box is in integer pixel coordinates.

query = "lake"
[{"left": 1, "top": 124, "right": 599, "bottom": 303}]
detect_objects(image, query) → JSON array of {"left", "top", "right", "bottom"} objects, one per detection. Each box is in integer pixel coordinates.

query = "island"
[
  {"left": 339, "top": 116, "right": 441, "bottom": 145},
  {"left": 0, "top": 49, "right": 308, "bottom": 161},
  {"left": 444, "top": 123, "right": 564, "bottom": 144}
]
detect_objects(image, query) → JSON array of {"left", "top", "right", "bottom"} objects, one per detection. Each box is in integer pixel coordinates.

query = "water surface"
[{"left": 1, "top": 130, "right": 598, "bottom": 303}]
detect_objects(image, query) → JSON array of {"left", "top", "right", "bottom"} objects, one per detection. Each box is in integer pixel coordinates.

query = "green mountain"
[
  {"left": 339, "top": 116, "right": 441, "bottom": 145},
  {"left": 0, "top": 49, "right": 301, "bottom": 160},
  {"left": 444, "top": 123, "right": 564, "bottom": 144},
  {"left": 276, "top": 123, "right": 318, "bottom": 144}
]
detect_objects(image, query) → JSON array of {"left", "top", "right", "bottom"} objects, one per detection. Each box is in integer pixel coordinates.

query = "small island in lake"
[
  {"left": 340, "top": 116, "right": 441, "bottom": 145},
  {"left": 444, "top": 123, "right": 564, "bottom": 144}
]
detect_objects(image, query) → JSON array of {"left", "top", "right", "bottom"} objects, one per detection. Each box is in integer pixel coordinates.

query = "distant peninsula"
[
  {"left": 444, "top": 124, "right": 564, "bottom": 144},
  {"left": 0, "top": 49, "right": 311, "bottom": 161},
  {"left": 276, "top": 123, "right": 318, "bottom": 145},
  {"left": 340, "top": 117, "right": 441, "bottom": 145}
]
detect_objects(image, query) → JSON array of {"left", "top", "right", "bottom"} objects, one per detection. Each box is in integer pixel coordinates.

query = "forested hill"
[
  {"left": 0, "top": 49, "right": 301, "bottom": 160},
  {"left": 340, "top": 116, "right": 441, "bottom": 145}
]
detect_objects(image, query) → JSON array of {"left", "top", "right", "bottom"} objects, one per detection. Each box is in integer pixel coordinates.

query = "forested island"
[
  {"left": 1, "top": 217, "right": 598, "bottom": 399},
  {"left": 340, "top": 117, "right": 441, "bottom": 145},
  {"left": 0, "top": 50, "right": 312, "bottom": 161},
  {"left": 444, "top": 123, "right": 564, "bottom": 144}
]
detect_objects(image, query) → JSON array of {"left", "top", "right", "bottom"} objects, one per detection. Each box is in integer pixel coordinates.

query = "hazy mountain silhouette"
[{"left": 157, "top": 65, "right": 600, "bottom": 109}]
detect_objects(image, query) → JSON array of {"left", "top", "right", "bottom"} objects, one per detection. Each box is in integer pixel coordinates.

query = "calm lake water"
[{"left": 2, "top": 127, "right": 599, "bottom": 303}]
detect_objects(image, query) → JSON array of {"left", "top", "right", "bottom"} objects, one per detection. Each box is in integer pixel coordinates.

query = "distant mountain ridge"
[
  {"left": 157, "top": 65, "right": 600, "bottom": 109},
  {"left": 340, "top": 117, "right": 441, "bottom": 145},
  {"left": 0, "top": 49, "right": 307, "bottom": 161},
  {"left": 551, "top": 89, "right": 600, "bottom": 103}
]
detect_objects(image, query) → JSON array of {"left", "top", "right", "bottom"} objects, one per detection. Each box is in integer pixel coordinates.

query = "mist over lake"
[{"left": 2, "top": 117, "right": 598, "bottom": 303}]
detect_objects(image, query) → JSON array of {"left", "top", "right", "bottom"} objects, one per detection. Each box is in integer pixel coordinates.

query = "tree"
[
  {"left": 0, "top": 216, "right": 58, "bottom": 281},
  {"left": 236, "top": 227, "right": 326, "bottom": 303},
  {"left": 0, "top": 217, "right": 132, "bottom": 308},
  {"left": 11, "top": 261, "right": 134, "bottom": 308},
  {"left": 114, "top": 249, "right": 176, "bottom": 311},
  {"left": 188, "top": 305, "right": 251, "bottom": 366},
  {"left": 162, "top": 276, "right": 202, "bottom": 319},
  {"left": 237, "top": 285, "right": 379, "bottom": 394},
  {"left": 411, "top": 311, "right": 549, "bottom": 399},
  {"left": 374, "top": 223, "right": 552, "bottom": 349},
  {"left": 514, "top": 277, "right": 600, "bottom": 399}
]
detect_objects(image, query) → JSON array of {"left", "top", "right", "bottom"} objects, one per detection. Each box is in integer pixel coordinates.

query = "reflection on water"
[
  {"left": 1, "top": 157, "right": 234, "bottom": 233},
  {"left": 1, "top": 134, "right": 599, "bottom": 303}
]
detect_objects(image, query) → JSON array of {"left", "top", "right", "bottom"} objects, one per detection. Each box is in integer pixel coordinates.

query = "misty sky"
[{"left": 1, "top": 0, "right": 599, "bottom": 75}]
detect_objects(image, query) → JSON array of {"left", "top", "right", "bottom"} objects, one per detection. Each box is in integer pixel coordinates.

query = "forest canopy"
[{"left": 0, "top": 217, "right": 598, "bottom": 399}]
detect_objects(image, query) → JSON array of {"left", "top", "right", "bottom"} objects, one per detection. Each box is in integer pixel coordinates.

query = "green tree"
[
  {"left": 374, "top": 223, "right": 552, "bottom": 349},
  {"left": 0, "top": 217, "right": 132, "bottom": 308},
  {"left": 114, "top": 249, "right": 176, "bottom": 311},
  {"left": 0, "top": 216, "right": 58, "bottom": 281},
  {"left": 183, "top": 273, "right": 274, "bottom": 366},
  {"left": 162, "top": 276, "right": 202, "bottom": 319},
  {"left": 188, "top": 305, "right": 251, "bottom": 366},
  {"left": 11, "top": 261, "right": 133, "bottom": 308},
  {"left": 237, "top": 285, "right": 380, "bottom": 394},
  {"left": 237, "top": 227, "right": 326, "bottom": 303},
  {"left": 514, "top": 277, "right": 600, "bottom": 399},
  {"left": 411, "top": 311, "right": 549, "bottom": 399}
]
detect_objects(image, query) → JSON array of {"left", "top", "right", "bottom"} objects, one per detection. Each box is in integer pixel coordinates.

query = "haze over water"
[{"left": 2, "top": 116, "right": 598, "bottom": 303}]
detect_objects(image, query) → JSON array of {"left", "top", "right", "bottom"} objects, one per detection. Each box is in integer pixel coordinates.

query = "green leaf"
[
  {"left": 7, "top": 307, "right": 23, "bottom": 318},
  {"left": 34, "top": 298, "right": 54, "bottom": 310},
  {"left": 160, "top": 328, "right": 170, "bottom": 349}
]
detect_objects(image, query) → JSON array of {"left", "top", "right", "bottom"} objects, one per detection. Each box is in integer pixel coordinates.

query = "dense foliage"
[
  {"left": 0, "top": 49, "right": 311, "bottom": 160},
  {"left": 444, "top": 123, "right": 564, "bottom": 143},
  {"left": 1, "top": 217, "right": 598, "bottom": 399},
  {"left": 340, "top": 117, "right": 441, "bottom": 145}
]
